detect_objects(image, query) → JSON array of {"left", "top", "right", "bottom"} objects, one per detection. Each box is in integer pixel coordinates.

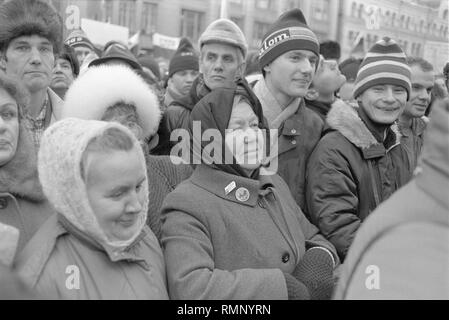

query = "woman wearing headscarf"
[
  {"left": 161, "top": 79, "right": 339, "bottom": 300},
  {"left": 60, "top": 64, "right": 193, "bottom": 240},
  {"left": 0, "top": 72, "right": 53, "bottom": 257},
  {"left": 16, "top": 118, "right": 169, "bottom": 299}
]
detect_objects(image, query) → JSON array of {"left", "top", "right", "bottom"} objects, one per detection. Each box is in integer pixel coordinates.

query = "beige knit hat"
[{"left": 198, "top": 19, "right": 248, "bottom": 58}]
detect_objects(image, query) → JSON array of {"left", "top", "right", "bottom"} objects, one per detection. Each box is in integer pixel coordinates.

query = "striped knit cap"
[
  {"left": 259, "top": 9, "right": 319, "bottom": 68},
  {"left": 353, "top": 37, "right": 411, "bottom": 99}
]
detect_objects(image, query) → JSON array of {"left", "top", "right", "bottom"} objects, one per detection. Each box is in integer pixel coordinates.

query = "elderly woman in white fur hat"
[
  {"left": 16, "top": 118, "right": 169, "bottom": 299},
  {"left": 58, "top": 64, "right": 193, "bottom": 240}
]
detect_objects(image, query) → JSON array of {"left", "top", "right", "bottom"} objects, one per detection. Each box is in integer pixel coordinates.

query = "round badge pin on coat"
[{"left": 235, "top": 187, "right": 250, "bottom": 202}]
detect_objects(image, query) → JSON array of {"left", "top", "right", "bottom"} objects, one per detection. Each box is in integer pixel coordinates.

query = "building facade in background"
[{"left": 43, "top": 0, "right": 448, "bottom": 72}]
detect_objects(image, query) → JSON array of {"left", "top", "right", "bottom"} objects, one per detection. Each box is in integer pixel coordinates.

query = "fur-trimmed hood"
[
  {"left": 326, "top": 99, "right": 401, "bottom": 150},
  {"left": 62, "top": 64, "right": 162, "bottom": 139},
  {"left": 38, "top": 118, "right": 149, "bottom": 252},
  {"left": 0, "top": 120, "right": 45, "bottom": 202}
]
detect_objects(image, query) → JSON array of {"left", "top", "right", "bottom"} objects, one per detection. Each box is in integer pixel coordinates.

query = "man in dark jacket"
[
  {"left": 253, "top": 9, "right": 325, "bottom": 215},
  {"left": 398, "top": 57, "right": 435, "bottom": 171},
  {"left": 306, "top": 37, "right": 413, "bottom": 261}
]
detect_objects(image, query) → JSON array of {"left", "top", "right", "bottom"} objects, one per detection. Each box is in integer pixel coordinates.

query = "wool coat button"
[
  {"left": 291, "top": 140, "right": 297, "bottom": 145},
  {"left": 291, "top": 129, "right": 296, "bottom": 134},
  {"left": 282, "top": 252, "right": 290, "bottom": 263}
]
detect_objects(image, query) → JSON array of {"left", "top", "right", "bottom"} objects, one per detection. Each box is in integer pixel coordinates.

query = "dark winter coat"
[
  {"left": 161, "top": 165, "right": 338, "bottom": 299},
  {"left": 145, "top": 154, "right": 193, "bottom": 240},
  {"left": 253, "top": 79, "right": 325, "bottom": 215},
  {"left": 334, "top": 99, "right": 449, "bottom": 299},
  {"left": 306, "top": 102, "right": 412, "bottom": 260}
]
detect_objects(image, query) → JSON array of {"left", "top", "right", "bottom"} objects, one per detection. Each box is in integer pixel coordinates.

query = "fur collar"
[
  {"left": 326, "top": 99, "right": 401, "bottom": 150},
  {"left": 0, "top": 121, "right": 45, "bottom": 202}
]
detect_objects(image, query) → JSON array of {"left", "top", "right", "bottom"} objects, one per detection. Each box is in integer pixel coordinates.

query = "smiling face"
[
  {"left": 225, "top": 99, "right": 264, "bottom": 173},
  {"left": 359, "top": 84, "right": 408, "bottom": 124},
  {"left": 264, "top": 50, "right": 318, "bottom": 102},
  {"left": 2, "top": 35, "right": 54, "bottom": 93},
  {"left": 84, "top": 146, "right": 146, "bottom": 242},
  {"left": 403, "top": 65, "right": 435, "bottom": 118},
  {"left": 0, "top": 88, "right": 19, "bottom": 166},
  {"left": 200, "top": 42, "right": 244, "bottom": 90}
]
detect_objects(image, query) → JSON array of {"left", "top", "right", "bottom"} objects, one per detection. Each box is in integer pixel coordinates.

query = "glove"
[
  {"left": 292, "top": 247, "right": 335, "bottom": 300},
  {"left": 283, "top": 273, "right": 310, "bottom": 300}
]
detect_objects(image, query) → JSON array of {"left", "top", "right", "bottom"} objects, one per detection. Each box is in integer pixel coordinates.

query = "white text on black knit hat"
[
  {"left": 353, "top": 37, "right": 411, "bottom": 99},
  {"left": 258, "top": 9, "right": 319, "bottom": 68}
]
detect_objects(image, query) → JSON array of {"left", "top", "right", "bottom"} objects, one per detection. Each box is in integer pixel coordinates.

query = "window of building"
[
  {"left": 252, "top": 21, "right": 271, "bottom": 48},
  {"left": 255, "top": 0, "right": 273, "bottom": 10},
  {"left": 358, "top": 4, "right": 364, "bottom": 19},
  {"left": 104, "top": 0, "right": 113, "bottom": 23},
  {"left": 384, "top": 11, "right": 390, "bottom": 26},
  {"left": 399, "top": 15, "right": 405, "bottom": 29},
  {"left": 141, "top": 2, "right": 157, "bottom": 34},
  {"left": 180, "top": 9, "right": 204, "bottom": 42},
  {"left": 118, "top": 0, "right": 136, "bottom": 32},
  {"left": 405, "top": 16, "right": 410, "bottom": 30},
  {"left": 311, "top": 0, "right": 329, "bottom": 21},
  {"left": 443, "top": 9, "right": 448, "bottom": 20},
  {"left": 391, "top": 13, "right": 396, "bottom": 27},
  {"left": 351, "top": 2, "right": 357, "bottom": 17}
]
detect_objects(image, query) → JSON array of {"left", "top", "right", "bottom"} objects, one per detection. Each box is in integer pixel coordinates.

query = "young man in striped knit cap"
[
  {"left": 253, "top": 9, "right": 324, "bottom": 215},
  {"left": 305, "top": 37, "right": 413, "bottom": 261}
]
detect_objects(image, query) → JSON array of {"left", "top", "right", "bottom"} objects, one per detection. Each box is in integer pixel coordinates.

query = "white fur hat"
[{"left": 62, "top": 64, "right": 161, "bottom": 138}]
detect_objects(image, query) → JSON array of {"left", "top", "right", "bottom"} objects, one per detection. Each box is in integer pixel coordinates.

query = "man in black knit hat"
[
  {"left": 253, "top": 8, "right": 324, "bottom": 215},
  {"left": 164, "top": 38, "right": 199, "bottom": 109}
]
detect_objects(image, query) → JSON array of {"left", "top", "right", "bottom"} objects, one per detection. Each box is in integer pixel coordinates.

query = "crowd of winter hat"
[{"left": 0, "top": 0, "right": 447, "bottom": 300}]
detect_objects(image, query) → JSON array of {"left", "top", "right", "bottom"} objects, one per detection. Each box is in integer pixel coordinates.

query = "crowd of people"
[{"left": 0, "top": 0, "right": 448, "bottom": 300}]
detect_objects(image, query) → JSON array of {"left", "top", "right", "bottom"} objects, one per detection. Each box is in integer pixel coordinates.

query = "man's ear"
[
  {"left": 305, "top": 88, "right": 319, "bottom": 101},
  {"left": 263, "top": 63, "right": 271, "bottom": 74}
]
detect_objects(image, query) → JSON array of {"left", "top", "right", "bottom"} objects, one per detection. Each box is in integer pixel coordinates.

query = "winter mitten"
[
  {"left": 283, "top": 273, "right": 310, "bottom": 300},
  {"left": 293, "top": 247, "right": 335, "bottom": 300}
]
